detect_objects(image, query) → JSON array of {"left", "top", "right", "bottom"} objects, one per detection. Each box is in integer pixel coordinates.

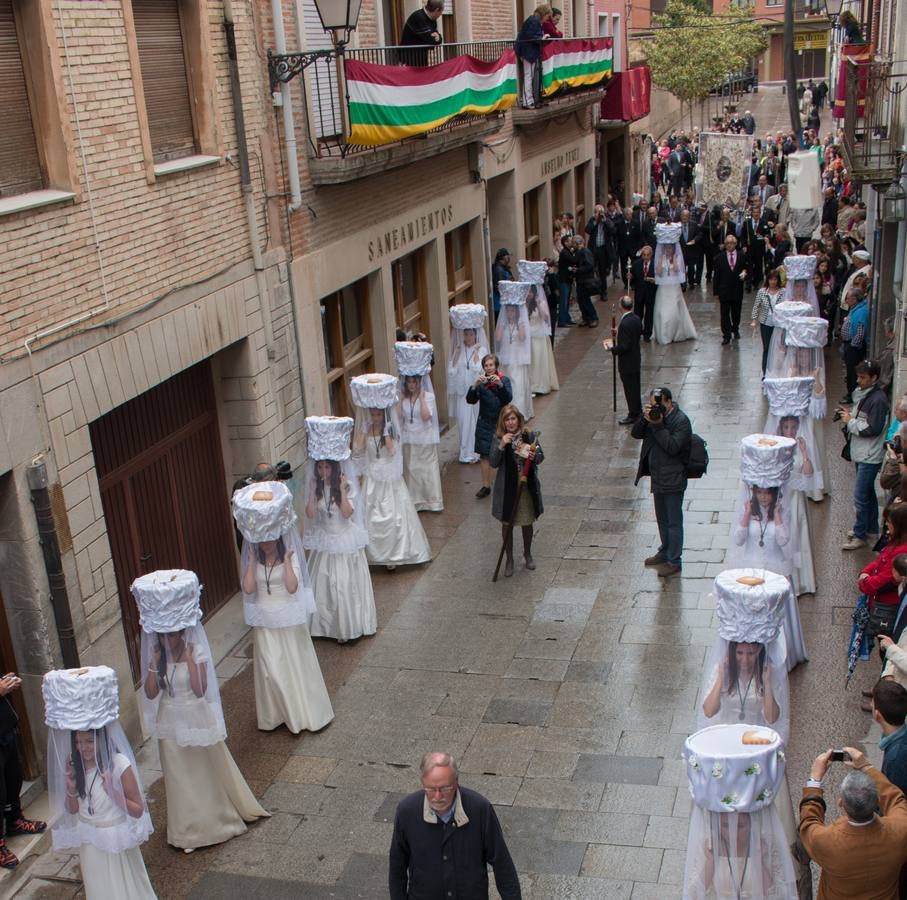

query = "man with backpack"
[{"left": 632, "top": 387, "right": 697, "bottom": 577}]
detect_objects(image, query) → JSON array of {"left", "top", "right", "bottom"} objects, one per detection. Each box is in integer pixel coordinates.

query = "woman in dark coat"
[
  {"left": 466, "top": 354, "right": 512, "bottom": 499},
  {"left": 489, "top": 403, "right": 544, "bottom": 577}
]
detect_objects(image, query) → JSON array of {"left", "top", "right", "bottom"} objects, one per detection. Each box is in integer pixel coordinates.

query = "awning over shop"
[{"left": 600, "top": 65, "right": 651, "bottom": 123}]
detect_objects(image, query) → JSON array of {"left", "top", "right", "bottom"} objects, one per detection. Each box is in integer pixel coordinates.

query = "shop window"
[
  {"left": 523, "top": 186, "right": 541, "bottom": 259},
  {"left": 393, "top": 248, "right": 429, "bottom": 336},
  {"left": 320, "top": 279, "right": 373, "bottom": 417},
  {"left": 445, "top": 224, "right": 473, "bottom": 305}
]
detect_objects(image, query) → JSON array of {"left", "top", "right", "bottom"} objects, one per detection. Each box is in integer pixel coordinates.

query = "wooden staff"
[
  {"left": 611, "top": 315, "right": 618, "bottom": 412},
  {"left": 492, "top": 434, "right": 539, "bottom": 582}
]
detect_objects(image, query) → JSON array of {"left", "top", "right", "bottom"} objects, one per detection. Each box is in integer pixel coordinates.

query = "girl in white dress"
[
  {"left": 495, "top": 282, "right": 533, "bottom": 419},
  {"left": 517, "top": 260, "right": 560, "bottom": 396},
  {"left": 396, "top": 341, "right": 444, "bottom": 512},
  {"left": 233, "top": 482, "right": 334, "bottom": 733},
  {"left": 652, "top": 222, "right": 697, "bottom": 344},
  {"left": 351, "top": 373, "right": 432, "bottom": 568},
  {"left": 447, "top": 304, "right": 489, "bottom": 464},
  {"left": 43, "top": 666, "right": 156, "bottom": 899},
  {"left": 131, "top": 570, "right": 269, "bottom": 850},
  {"left": 304, "top": 415, "right": 376, "bottom": 643}
]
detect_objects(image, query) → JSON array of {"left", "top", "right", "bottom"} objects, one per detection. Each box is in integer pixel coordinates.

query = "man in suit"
[
  {"left": 738, "top": 198, "right": 771, "bottom": 290},
  {"left": 706, "top": 207, "right": 735, "bottom": 283},
  {"left": 615, "top": 208, "right": 635, "bottom": 289},
  {"left": 630, "top": 245, "right": 657, "bottom": 342},
  {"left": 712, "top": 233, "right": 747, "bottom": 345},
  {"left": 585, "top": 204, "right": 614, "bottom": 290},
  {"left": 679, "top": 209, "right": 703, "bottom": 290},
  {"left": 604, "top": 295, "right": 642, "bottom": 425},
  {"left": 641, "top": 206, "right": 658, "bottom": 252},
  {"left": 750, "top": 174, "right": 776, "bottom": 205}
]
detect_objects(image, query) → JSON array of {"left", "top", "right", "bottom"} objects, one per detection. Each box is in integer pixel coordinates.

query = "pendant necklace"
[
  {"left": 372, "top": 433, "right": 381, "bottom": 459},
  {"left": 264, "top": 557, "right": 278, "bottom": 594},
  {"left": 87, "top": 767, "right": 100, "bottom": 816},
  {"left": 757, "top": 509, "right": 769, "bottom": 548},
  {"left": 736, "top": 674, "right": 755, "bottom": 720},
  {"left": 508, "top": 324, "right": 517, "bottom": 344}
]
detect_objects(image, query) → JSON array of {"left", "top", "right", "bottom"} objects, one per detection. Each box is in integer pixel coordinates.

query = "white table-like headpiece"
[
  {"left": 350, "top": 373, "right": 399, "bottom": 409},
  {"left": 449, "top": 303, "right": 487, "bottom": 330},
  {"left": 739, "top": 434, "right": 796, "bottom": 486},
  {"left": 394, "top": 341, "right": 434, "bottom": 377},
  {"left": 786, "top": 316, "right": 828, "bottom": 348},
  {"left": 772, "top": 300, "right": 813, "bottom": 330},
  {"left": 498, "top": 281, "right": 531, "bottom": 305},
  {"left": 305, "top": 416, "right": 353, "bottom": 461},
  {"left": 784, "top": 255, "right": 817, "bottom": 280},
  {"left": 714, "top": 569, "right": 790, "bottom": 645},
  {"left": 43, "top": 665, "right": 119, "bottom": 731},
  {"left": 131, "top": 569, "right": 202, "bottom": 633},
  {"left": 517, "top": 260, "right": 547, "bottom": 286},
  {"left": 656, "top": 223, "right": 682, "bottom": 243},
  {"left": 685, "top": 724, "right": 785, "bottom": 813},
  {"left": 232, "top": 480, "right": 297, "bottom": 543},
  {"left": 762, "top": 376, "right": 814, "bottom": 417}
]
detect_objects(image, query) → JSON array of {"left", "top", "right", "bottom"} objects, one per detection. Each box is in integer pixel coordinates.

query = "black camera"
[
  {"left": 832, "top": 409, "right": 843, "bottom": 422},
  {"left": 649, "top": 390, "right": 666, "bottom": 422},
  {"left": 829, "top": 750, "right": 851, "bottom": 763}
]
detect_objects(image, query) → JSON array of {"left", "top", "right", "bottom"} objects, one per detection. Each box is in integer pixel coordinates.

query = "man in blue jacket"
[{"left": 389, "top": 752, "right": 521, "bottom": 899}]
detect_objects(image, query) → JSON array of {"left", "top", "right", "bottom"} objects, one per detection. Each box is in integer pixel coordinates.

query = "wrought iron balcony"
[{"left": 841, "top": 55, "right": 907, "bottom": 187}]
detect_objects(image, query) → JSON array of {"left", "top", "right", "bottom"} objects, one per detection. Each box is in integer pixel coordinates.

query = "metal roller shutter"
[
  {"left": 132, "top": 0, "right": 196, "bottom": 163},
  {"left": 0, "top": 0, "right": 43, "bottom": 196}
]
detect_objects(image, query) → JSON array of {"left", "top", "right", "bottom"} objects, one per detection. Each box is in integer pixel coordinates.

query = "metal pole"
[{"left": 784, "top": 0, "right": 802, "bottom": 138}]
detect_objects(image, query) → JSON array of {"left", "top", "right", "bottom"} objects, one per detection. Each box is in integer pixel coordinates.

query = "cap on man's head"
[{"left": 853, "top": 249, "right": 871, "bottom": 261}]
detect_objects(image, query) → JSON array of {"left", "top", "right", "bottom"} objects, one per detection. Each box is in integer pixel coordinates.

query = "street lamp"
[
  {"left": 882, "top": 179, "right": 907, "bottom": 223},
  {"left": 268, "top": 0, "right": 363, "bottom": 91},
  {"left": 823, "top": 0, "right": 845, "bottom": 23}
]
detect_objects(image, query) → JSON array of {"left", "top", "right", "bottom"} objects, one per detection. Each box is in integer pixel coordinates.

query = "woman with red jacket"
[{"left": 858, "top": 504, "right": 907, "bottom": 608}]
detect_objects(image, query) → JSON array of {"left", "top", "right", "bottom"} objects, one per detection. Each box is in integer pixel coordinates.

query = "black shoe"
[
  {"left": 721, "top": 336, "right": 731, "bottom": 345},
  {"left": 618, "top": 415, "right": 636, "bottom": 425},
  {"left": 475, "top": 486, "right": 491, "bottom": 498},
  {"left": 643, "top": 336, "right": 651, "bottom": 343},
  {"left": 732, "top": 331, "right": 740, "bottom": 340}
]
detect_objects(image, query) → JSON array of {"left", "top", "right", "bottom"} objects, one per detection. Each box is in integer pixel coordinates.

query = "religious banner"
[
  {"left": 541, "top": 37, "right": 613, "bottom": 97},
  {"left": 696, "top": 132, "right": 754, "bottom": 210},
  {"left": 346, "top": 52, "right": 517, "bottom": 147}
]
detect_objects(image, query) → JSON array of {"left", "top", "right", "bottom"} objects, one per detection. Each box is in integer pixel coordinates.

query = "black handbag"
[
  {"left": 841, "top": 424, "right": 852, "bottom": 461},
  {"left": 867, "top": 601, "right": 898, "bottom": 638}
]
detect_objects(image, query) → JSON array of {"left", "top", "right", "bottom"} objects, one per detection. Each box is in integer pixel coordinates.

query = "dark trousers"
[
  {"left": 844, "top": 343, "right": 864, "bottom": 397},
  {"left": 558, "top": 282, "right": 572, "bottom": 326},
  {"left": 653, "top": 491, "right": 684, "bottom": 567},
  {"left": 685, "top": 254, "right": 703, "bottom": 287},
  {"left": 618, "top": 253, "right": 630, "bottom": 287},
  {"left": 620, "top": 369, "right": 642, "bottom": 419},
  {"left": 576, "top": 283, "right": 598, "bottom": 324},
  {"left": 719, "top": 295, "right": 743, "bottom": 338},
  {"left": 592, "top": 246, "right": 610, "bottom": 289},
  {"left": 746, "top": 250, "right": 764, "bottom": 289},
  {"left": 760, "top": 323, "right": 774, "bottom": 375},
  {"left": 634, "top": 292, "right": 655, "bottom": 340},
  {"left": 0, "top": 735, "right": 23, "bottom": 835},
  {"left": 705, "top": 247, "right": 716, "bottom": 281}
]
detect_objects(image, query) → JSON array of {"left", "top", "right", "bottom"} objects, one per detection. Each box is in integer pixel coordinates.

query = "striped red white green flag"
[
  {"left": 346, "top": 52, "right": 518, "bottom": 147},
  {"left": 541, "top": 37, "right": 613, "bottom": 97}
]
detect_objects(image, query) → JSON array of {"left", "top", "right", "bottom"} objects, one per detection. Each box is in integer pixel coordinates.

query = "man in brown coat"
[{"left": 799, "top": 746, "right": 907, "bottom": 899}]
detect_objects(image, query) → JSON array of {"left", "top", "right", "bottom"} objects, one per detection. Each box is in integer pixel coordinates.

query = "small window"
[
  {"left": 321, "top": 280, "right": 373, "bottom": 417},
  {"left": 445, "top": 224, "right": 473, "bottom": 305},
  {"left": 132, "top": 0, "right": 197, "bottom": 163},
  {"left": 523, "top": 187, "right": 541, "bottom": 259},
  {"left": 393, "top": 248, "right": 429, "bottom": 336},
  {"left": 0, "top": 0, "right": 43, "bottom": 197}
]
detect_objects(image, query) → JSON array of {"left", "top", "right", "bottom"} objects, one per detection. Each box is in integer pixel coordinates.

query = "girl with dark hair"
[
  {"left": 701, "top": 641, "right": 781, "bottom": 730},
  {"left": 731, "top": 485, "right": 793, "bottom": 575}
]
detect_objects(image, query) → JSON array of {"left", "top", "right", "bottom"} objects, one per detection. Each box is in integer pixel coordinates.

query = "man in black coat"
[
  {"left": 821, "top": 186, "right": 839, "bottom": 227},
  {"left": 556, "top": 236, "right": 577, "bottom": 327},
  {"left": 679, "top": 209, "right": 703, "bottom": 289},
  {"left": 389, "top": 752, "right": 521, "bottom": 900},
  {"left": 585, "top": 204, "right": 614, "bottom": 289},
  {"left": 572, "top": 236, "right": 599, "bottom": 327},
  {"left": 605, "top": 295, "right": 642, "bottom": 424},
  {"left": 712, "top": 233, "right": 747, "bottom": 345},
  {"left": 738, "top": 198, "right": 771, "bottom": 290},
  {"left": 630, "top": 245, "right": 657, "bottom": 342},
  {"left": 615, "top": 208, "right": 635, "bottom": 288},
  {"left": 399, "top": 0, "right": 443, "bottom": 65}
]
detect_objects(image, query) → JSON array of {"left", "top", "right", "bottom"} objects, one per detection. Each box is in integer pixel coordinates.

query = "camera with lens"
[
  {"left": 832, "top": 408, "right": 843, "bottom": 422},
  {"left": 649, "top": 390, "right": 666, "bottom": 422}
]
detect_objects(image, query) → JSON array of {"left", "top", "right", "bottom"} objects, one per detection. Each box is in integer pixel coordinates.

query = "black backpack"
[{"left": 686, "top": 433, "right": 709, "bottom": 479}]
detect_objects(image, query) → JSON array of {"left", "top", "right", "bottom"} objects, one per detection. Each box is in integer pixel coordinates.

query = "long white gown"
[
  {"left": 506, "top": 365, "right": 534, "bottom": 420},
  {"left": 157, "top": 662, "right": 270, "bottom": 849},
  {"left": 308, "top": 493, "right": 377, "bottom": 642},
  {"left": 449, "top": 342, "right": 487, "bottom": 463},
  {"left": 529, "top": 311, "right": 559, "bottom": 395},
  {"left": 252, "top": 561, "right": 334, "bottom": 732},
  {"left": 787, "top": 490, "right": 816, "bottom": 597},
  {"left": 77, "top": 754, "right": 156, "bottom": 900},
  {"left": 653, "top": 282, "right": 697, "bottom": 344},
  {"left": 362, "top": 440, "right": 432, "bottom": 566}
]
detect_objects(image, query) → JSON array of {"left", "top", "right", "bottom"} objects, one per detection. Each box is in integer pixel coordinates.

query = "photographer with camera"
[
  {"left": 799, "top": 745, "right": 907, "bottom": 898},
  {"left": 632, "top": 387, "right": 692, "bottom": 577}
]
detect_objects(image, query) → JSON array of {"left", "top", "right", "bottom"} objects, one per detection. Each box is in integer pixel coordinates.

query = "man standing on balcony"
[
  {"left": 515, "top": 4, "right": 553, "bottom": 109},
  {"left": 400, "top": 0, "right": 443, "bottom": 67}
]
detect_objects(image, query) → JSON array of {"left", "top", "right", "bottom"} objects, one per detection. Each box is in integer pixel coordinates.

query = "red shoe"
[
  {"left": 0, "top": 839, "right": 18, "bottom": 869},
  {"left": 7, "top": 816, "right": 46, "bottom": 836}
]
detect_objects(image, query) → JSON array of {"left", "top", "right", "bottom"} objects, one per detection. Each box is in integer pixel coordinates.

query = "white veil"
[
  {"left": 654, "top": 222, "right": 686, "bottom": 285},
  {"left": 396, "top": 342, "right": 440, "bottom": 446},
  {"left": 783, "top": 255, "right": 820, "bottom": 316},
  {"left": 762, "top": 376, "right": 823, "bottom": 494},
  {"left": 350, "top": 373, "right": 403, "bottom": 482},
  {"left": 517, "top": 261, "right": 553, "bottom": 338},
  {"left": 763, "top": 300, "right": 813, "bottom": 379},
  {"left": 494, "top": 282, "right": 532, "bottom": 366},
  {"left": 302, "top": 458, "right": 368, "bottom": 553}
]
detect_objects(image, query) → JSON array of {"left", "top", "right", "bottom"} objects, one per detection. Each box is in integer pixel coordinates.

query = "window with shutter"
[
  {"left": 132, "top": 0, "right": 196, "bottom": 163},
  {"left": 0, "top": 0, "right": 43, "bottom": 197}
]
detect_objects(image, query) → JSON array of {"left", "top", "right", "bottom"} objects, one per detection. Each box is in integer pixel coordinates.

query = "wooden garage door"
[{"left": 90, "top": 360, "right": 237, "bottom": 681}]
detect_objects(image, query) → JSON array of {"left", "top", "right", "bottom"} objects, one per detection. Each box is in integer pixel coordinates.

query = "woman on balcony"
[{"left": 515, "top": 4, "right": 552, "bottom": 109}]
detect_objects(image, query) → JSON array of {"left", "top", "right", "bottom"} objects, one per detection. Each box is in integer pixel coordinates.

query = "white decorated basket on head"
[
  {"left": 784, "top": 255, "right": 817, "bottom": 280},
  {"left": 305, "top": 415, "right": 353, "bottom": 461},
  {"left": 762, "top": 376, "right": 814, "bottom": 418},
  {"left": 394, "top": 341, "right": 434, "bottom": 377},
  {"left": 131, "top": 569, "right": 201, "bottom": 634},
  {"left": 714, "top": 569, "right": 789, "bottom": 645},
  {"left": 232, "top": 480, "right": 297, "bottom": 543},
  {"left": 786, "top": 316, "right": 828, "bottom": 349},
  {"left": 739, "top": 434, "right": 796, "bottom": 486},
  {"left": 497, "top": 280, "right": 531, "bottom": 305},
  {"left": 449, "top": 303, "right": 487, "bottom": 330},
  {"left": 517, "top": 260, "right": 547, "bottom": 286},
  {"left": 685, "top": 723, "right": 785, "bottom": 813},
  {"left": 655, "top": 222, "right": 682, "bottom": 244},
  {"left": 43, "top": 665, "right": 119, "bottom": 731},
  {"left": 771, "top": 300, "right": 813, "bottom": 331},
  {"left": 350, "top": 373, "right": 399, "bottom": 409}
]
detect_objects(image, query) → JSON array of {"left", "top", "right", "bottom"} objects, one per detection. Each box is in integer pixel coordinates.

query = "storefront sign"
[
  {"left": 794, "top": 31, "right": 828, "bottom": 51},
  {"left": 540, "top": 146, "right": 581, "bottom": 178},
  {"left": 368, "top": 203, "right": 455, "bottom": 261}
]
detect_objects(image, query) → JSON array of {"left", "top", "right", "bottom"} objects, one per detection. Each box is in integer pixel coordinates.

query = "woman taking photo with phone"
[{"left": 467, "top": 354, "right": 512, "bottom": 499}]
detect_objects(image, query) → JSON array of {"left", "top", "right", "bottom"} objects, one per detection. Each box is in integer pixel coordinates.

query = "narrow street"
[{"left": 12, "top": 89, "right": 872, "bottom": 900}]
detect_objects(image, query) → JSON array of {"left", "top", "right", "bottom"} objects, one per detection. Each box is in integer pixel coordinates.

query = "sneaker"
[
  {"left": 644, "top": 554, "right": 666, "bottom": 567},
  {"left": 0, "top": 840, "right": 18, "bottom": 870},
  {"left": 5, "top": 817, "right": 46, "bottom": 836},
  {"left": 842, "top": 536, "right": 867, "bottom": 550}
]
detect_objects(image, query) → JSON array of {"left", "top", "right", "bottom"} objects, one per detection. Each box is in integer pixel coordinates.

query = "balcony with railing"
[
  {"left": 841, "top": 55, "right": 907, "bottom": 186},
  {"left": 273, "top": 37, "right": 614, "bottom": 185}
]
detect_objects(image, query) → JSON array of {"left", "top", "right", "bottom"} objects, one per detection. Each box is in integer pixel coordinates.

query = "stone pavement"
[{"left": 11, "top": 89, "right": 872, "bottom": 900}]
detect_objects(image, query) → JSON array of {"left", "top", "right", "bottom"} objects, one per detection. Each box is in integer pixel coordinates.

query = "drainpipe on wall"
[
  {"left": 271, "top": 0, "right": 303, "bottom": 211},
  {"left": 26, "top": 460, "right": 80, "bottom": 669}
]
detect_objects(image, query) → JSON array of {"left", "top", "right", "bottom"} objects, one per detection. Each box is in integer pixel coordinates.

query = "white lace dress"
[{"left": 653, "top": 281, "right": 698, "bottom": 344}]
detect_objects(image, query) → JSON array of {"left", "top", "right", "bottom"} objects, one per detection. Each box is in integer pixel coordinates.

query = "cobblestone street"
[{"left": 8, "top": 90, "right": 875, "bottom": 900}]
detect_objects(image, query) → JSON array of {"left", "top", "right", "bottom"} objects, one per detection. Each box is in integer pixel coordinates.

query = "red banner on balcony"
[
  {"left": 600, "top": 65, "right": 651, "bottom": 122},
  {"left": 833, "top": 43, "right": 872, "bottom": 119}
]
